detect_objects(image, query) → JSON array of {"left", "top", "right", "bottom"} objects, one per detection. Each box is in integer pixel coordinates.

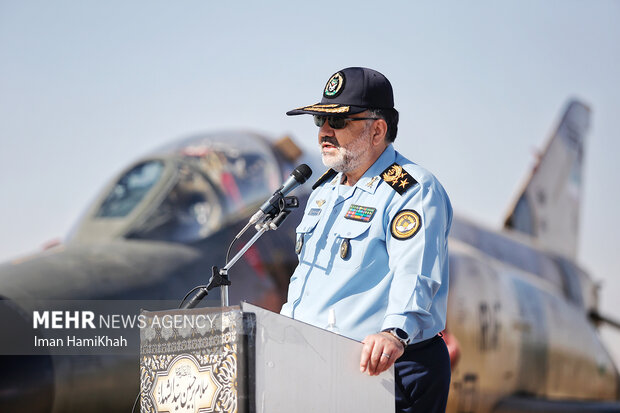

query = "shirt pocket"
[
  {"left": 295, "top": 213, "right": 321, "bottom": 257},
  {"left": 296, "top": 213, "right": 321, "bottom": 234},
  {"left": 332, "top": 219, "right": 372, "bottom": 270}
]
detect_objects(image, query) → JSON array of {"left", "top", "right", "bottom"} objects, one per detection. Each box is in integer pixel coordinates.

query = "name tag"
[{"left": 308, "top": 208, "right": 322, "bottom": 216}]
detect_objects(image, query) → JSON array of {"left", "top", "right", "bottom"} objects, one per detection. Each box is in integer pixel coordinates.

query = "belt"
[{"left": 404, "top": 334, "right": 442, "bottom": 352}]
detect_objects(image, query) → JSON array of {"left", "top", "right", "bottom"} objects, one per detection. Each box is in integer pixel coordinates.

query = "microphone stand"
[{"left": 182, "top": 196, "right": 299, "bottom": 309}]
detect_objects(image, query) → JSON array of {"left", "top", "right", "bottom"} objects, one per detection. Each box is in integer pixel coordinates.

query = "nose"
[{"left": 318, "top": 119, "right": 335, "bottom": 144}]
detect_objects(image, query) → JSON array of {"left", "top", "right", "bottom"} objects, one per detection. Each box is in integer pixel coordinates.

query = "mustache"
[{"left": 321, "top": 136, "right": 339, "bottom": 147}]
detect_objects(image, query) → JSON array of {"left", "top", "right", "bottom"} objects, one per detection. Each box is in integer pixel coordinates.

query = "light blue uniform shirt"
[{"left": 280, "top": 145, "right": 452, "bottom": 343}]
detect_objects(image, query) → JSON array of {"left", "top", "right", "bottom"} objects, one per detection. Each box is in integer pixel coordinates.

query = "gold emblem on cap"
[
  {"left": 391, "top": 210, "right": 421, "bottom": 240},
  {"left": 324, "top": 72, "right": 345, "bottom": 97}
]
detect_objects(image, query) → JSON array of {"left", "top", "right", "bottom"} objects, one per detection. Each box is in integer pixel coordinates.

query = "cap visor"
[{"left": 286, "top": 103, "right": 367, "bottom": 116}]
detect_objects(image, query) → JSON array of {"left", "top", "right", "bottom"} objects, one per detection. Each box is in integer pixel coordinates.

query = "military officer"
[{"left": 280, "top": 67, "right": 453, "bottom": 413}]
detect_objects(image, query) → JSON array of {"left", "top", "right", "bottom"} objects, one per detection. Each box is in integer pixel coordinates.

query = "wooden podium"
[{"left": 139, "top": 302, "right": 395, "bottom": 413}]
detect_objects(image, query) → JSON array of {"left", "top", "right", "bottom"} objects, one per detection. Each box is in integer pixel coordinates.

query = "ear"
[{"left": 371, "top": 119, "right": 388, "bottom": 147}]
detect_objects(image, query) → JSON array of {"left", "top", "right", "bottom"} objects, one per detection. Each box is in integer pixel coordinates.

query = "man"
[{"left": 280, "top": 67, "right": 452, "bottom": 413}]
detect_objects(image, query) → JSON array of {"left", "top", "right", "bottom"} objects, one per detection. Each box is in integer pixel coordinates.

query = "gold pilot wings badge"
[{"left": 380, "top": 163, "right": 417, "bottom": 195}]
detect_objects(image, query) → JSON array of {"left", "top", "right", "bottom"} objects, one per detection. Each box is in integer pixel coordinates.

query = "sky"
[{"left": 1, "top": 1, "right": 619, "bottom": 362}]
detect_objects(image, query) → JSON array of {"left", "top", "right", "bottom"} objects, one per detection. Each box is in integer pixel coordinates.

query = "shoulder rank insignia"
[
  {"left": 390, "top": 210, "right": 421, "bottom": 240},
  {"left": 380, "top": 163, "right": 417, "bottom": 195},
  {"left": 312, "top": 168, "right": 337, "bottom": 190}
]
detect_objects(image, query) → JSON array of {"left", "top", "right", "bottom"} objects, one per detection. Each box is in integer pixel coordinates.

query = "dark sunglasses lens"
[
  {"left": 313, "top": 115, "right": 325, "bottom": 127},
  {"left": 313, "top": 115, "right": 347, "bottom": 129},
  {"left": 328, "top": 118, "right": 347, "bottom": 129}
]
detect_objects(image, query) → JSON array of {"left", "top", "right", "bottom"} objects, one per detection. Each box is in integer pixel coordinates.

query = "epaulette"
[
  {"left": 312, "top": 168, "right": 337, "bottom": 190},
  {"left": 380, "top": 163, "right": 418, "bottom": 195}
]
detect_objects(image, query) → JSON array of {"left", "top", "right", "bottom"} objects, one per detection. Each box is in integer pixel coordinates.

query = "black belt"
[{"left": 404, "top": 334, "right": 442, "bottom": 352}]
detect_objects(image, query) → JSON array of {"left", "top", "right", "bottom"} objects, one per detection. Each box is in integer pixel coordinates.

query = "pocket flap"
[
  {"left": 333, "top": 219, "right": 372, "bottom": 239},
  {"left": 296, "top": 214, "right": 321, "bottom": 234}
]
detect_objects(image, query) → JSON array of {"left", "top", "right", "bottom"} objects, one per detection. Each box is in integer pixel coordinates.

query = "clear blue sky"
[{"left": 1, "top": 0, "right": 619, "bottom": 360}]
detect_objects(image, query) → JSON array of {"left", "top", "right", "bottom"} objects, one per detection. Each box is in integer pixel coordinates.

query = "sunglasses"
[{"left": 313, "top": 115, "right": 380, "bottom": 129}]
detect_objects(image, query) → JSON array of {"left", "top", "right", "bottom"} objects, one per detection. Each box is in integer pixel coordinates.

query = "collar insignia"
[
  {"left": 380, "top": 163, "right": 417, "bottom": 195},
  {"left": 366, "top": 176, "right": 380, "bottom": 188}
]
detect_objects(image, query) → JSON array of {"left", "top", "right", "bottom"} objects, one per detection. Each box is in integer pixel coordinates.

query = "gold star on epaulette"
[{"left": 380, "top": 163, "right": 418, "bottom": 195}]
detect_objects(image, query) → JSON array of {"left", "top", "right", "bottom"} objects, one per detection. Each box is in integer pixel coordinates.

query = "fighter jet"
[
  {"left": 446, "top": 100, "right": 620, "bottom": 412},
  {"left": 0, "top": 132, "right": 322, "bottom": 412},
  {"left": 1, "top": 101, "right": 619, "bottom": 412}
]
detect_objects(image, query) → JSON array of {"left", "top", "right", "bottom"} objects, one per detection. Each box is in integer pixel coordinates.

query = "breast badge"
[
  {"left": 295, "top": 234, "right": 304, "bottom": 254},
  {"left": 390, "top": 210, "right": 421, "bottom": 240},
  {"left": 340, "top": 238, "right": 350, "bottom": 259}
]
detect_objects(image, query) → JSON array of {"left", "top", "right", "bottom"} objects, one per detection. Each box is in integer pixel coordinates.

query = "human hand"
[{"left": 360, "top": 332, "right": 405, "bottom": 376}]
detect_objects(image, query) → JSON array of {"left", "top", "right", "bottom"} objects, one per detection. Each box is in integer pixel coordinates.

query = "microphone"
[{"left": 249, "top": 164, "right": 312, "bottom": 224}]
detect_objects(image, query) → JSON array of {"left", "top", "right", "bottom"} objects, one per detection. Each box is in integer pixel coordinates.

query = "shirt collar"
[{"left": 354, "top": 145, "right": 397, "bottom": 194}]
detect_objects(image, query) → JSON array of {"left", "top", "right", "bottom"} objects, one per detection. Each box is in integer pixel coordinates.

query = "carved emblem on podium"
[
  {"left": 152, "top": 354, "right": 221, "bottom": 413},
  {"left": 140, "top": 308, "right": 244, "bottom": 413}
]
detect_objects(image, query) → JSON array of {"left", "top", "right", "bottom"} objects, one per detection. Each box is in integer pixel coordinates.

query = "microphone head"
[{"left": 291, "top": 164, "right": 313, "bottom": 183}]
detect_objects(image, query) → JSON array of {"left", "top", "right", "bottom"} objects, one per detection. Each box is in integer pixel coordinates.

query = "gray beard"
[{"left": 321, "top": 126, "right": 372, "bottom": 173}]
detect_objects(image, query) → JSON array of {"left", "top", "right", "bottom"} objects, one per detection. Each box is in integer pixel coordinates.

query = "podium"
[{"left": 139, "top": 302, "right": 395, "bottom": 413}]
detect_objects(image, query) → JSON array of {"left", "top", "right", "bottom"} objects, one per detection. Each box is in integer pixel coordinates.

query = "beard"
[{"left": 321, "top": 124, "right": 372, "bottom": 173}]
